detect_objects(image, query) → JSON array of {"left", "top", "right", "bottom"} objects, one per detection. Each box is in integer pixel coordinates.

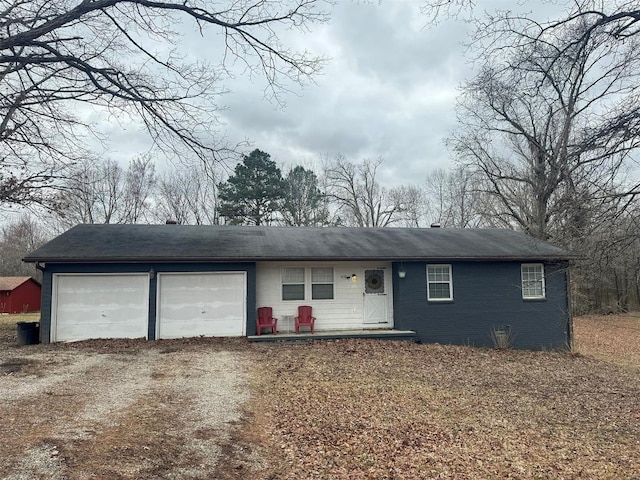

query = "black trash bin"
[{"left": 16, "top": 322, "right": 40, "bottom": 345}]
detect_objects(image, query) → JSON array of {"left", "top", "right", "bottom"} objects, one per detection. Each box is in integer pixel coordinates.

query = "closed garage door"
[
  {"left": 53, "top": 274, "right": 149, "bottom": 342},
  {"left": 157, "top": 272, "right": 246, "bottom": 339}
]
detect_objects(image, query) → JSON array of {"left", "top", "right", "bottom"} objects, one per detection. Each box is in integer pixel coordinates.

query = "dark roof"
[
  {"left": 23, "top": 224, "right": 573, "bottom": 263},
  {"left": 0, "top": 276, "right": 40, "bottom": 290}
]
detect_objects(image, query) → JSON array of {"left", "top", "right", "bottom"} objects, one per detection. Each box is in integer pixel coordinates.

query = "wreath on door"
[{"left": 365, "top": 271, "right": 384, "bottom": 293}]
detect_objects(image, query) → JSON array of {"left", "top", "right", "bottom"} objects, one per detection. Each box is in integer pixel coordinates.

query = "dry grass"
[
  {"left": 245, "top": 315, "right": 640, "bottom": 479},
  {"left": 1, "top": 313, "right": 639, "bottom": 479},
  {"left": 574, "top": 312, "right": 640, "bottom": 368},
  {"left": 0, "top": 312, "right": 40, "bottom": 326}
]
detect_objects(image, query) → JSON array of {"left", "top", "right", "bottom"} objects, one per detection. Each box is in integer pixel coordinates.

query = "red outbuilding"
[{"left": 0, "top": 277, "right": 41, "bottom": 314}]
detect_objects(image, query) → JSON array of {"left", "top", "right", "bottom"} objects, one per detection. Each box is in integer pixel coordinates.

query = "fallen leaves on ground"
[
  {"left": 574, "top": 312, "right": 640, "bottom": 368},
  {"left": 248, "top": 320, "right": 640, "bottom": 479},
  {"left": 2, "top": 314, "right": 639, "bottom": 479}
]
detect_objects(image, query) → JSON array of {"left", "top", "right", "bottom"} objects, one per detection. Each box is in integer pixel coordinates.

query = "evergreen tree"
[
  {"left": 218, "top": 149, "right": 285, "bottom": 225},
  {"left": 282, "top": 166, "right": 330, "bottom": 226}
]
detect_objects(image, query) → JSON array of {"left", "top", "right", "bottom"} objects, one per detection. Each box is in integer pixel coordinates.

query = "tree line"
[
  {"left": 4, "top": 143, "right": 640, "bottom": 314},
  {"left": 1, "top": 0, "right": 640, "bottom": 313},
  {"left": 32, "top": 149, "right": 434, "bottom": 229}
]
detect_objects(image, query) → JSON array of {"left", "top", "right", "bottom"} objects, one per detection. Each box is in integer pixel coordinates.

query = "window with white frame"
[
  {"left": 282, "top": 267, "right": 305, "bottom": 301},
  {"left": 311, "top": 267, "right": 334, "bottom": 300},
  {"left": 521, "top": 263, "right": 545, "bottom": 299},
  {"left": 426, "top": 264, "right": 453, "bottom": 301}
]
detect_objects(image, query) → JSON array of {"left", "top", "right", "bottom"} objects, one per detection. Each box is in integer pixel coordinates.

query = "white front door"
[{"left": 363, "top": 268, "right": 388, "bottom": 324}]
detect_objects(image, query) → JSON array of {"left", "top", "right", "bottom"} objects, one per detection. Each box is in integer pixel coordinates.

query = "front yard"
[{"left": 1, "top": 314, "right": 639, "bottom": 479}]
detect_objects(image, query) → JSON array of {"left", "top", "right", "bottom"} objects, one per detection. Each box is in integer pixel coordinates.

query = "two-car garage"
[{"left": 51, "top": 272, "right": 246, "bottom": 342}]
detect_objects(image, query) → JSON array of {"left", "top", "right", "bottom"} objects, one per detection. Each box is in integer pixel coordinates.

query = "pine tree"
[
  {"left": 282, "top": 166, "right": 330, "bottom": 226},
  {"left": 218, "top": 149, "right": 285, "bottom": 225}
]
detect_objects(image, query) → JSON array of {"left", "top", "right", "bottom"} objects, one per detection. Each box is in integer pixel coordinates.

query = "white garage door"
[
  {"left": 157, "top": 272, "right": 246, "bottom": 339},
  {"left": 53, "top": 274, "right": 149, "bottom": 342}
]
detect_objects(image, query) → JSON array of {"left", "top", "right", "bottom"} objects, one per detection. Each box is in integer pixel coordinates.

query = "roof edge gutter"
[{"left": 21, "top": 255, "right": 576, "bottom": 264}]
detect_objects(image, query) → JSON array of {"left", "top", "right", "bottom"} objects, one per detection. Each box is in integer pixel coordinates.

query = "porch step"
[{"left": 248, "top": 329, "right": 418, "bottom": 343}]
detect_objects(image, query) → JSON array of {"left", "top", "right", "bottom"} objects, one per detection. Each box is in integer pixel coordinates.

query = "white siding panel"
[
  {"left": 53, "top": 274, "right": 149, "bottom": 342},
  {"left": 157, "top": 272, "right": 245, "bottom": 338},
  {"left": 256, "top": 262, "right": 393, "bottom": 332}
]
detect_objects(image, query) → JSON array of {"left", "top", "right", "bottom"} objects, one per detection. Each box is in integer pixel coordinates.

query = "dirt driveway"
[{"left": 0, "top": 335, "right": 256, "bottom": 479}]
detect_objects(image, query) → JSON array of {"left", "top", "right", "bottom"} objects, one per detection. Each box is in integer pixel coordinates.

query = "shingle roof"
[
  {"left": 0, "top": 276, "right": 38, "bottom": 291},
  {"left": 23, "top": 224, "right": 573, "bottom": 263}
]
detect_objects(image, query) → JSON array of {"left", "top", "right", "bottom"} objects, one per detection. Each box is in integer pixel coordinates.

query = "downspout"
[
  {"left": 35, "top": 262, "right": 46, "bottom": 344},
  {"left": 565, "top": 263, "right": 574, "bottom": 351}
]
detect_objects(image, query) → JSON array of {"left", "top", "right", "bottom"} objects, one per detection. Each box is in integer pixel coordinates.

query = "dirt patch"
[
  {"left": 0, "top": 336, "right": 256, "bottom": 479},
  {"left": 0, "top": 357, "right": 37, "bottom": 375}
]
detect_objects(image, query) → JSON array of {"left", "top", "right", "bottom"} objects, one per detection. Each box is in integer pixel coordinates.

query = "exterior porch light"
[
  {"left": 398, "top": 264, "right": 406, "bottom": 279},
  {"left": 343, "top": 274, "right": 357, "bottom": 282}
]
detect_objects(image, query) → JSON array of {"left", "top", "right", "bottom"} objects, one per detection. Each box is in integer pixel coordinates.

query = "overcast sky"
[
  {"left": 93, "top": 1, "right": 502, "bottom": 188},
  {"left": 217, "top": 1, "right": 475, "bottom": 187}
]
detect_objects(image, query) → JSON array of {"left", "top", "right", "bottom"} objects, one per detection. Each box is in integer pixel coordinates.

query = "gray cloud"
[
  {"left": 217, "top": 2, "right": 476, "bottom": 186},
  {"left": 75, "top": 1, "right": 571, "bottom": 188}
]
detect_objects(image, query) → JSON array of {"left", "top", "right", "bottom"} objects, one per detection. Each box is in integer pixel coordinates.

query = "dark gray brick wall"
[{"left": 393, "top": 261, "right": 570, "bottom": 350}]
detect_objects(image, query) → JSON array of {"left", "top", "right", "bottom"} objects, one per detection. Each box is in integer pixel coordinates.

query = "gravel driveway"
[{"left": 0, "top": 337, "right": 254, "bottom": 479}]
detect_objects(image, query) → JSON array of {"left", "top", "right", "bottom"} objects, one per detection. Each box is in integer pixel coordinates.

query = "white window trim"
[
  {"left": 426, "top": 264, "right": 453, "bottom": 301},
  {"left": 311, "top": 267, "right": 335, "bottom": 300},
  {"left": 521, "top": 263, "right": 546, "bottom": 299},
  {"left": 281, "top": 267, "right": 305, "bottom": 301}
]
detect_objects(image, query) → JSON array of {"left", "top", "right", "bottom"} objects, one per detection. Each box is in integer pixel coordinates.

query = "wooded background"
[{"left": 1, "top": 1, "right": 639, "bottom": 313}]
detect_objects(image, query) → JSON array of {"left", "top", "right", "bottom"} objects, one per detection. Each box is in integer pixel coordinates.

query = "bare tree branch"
[
  {"left": 324, "top": 156, "right": 407, "bottom": 228},
  {"left": 0, "top": 0, "right": 330, "bottom": 207}
]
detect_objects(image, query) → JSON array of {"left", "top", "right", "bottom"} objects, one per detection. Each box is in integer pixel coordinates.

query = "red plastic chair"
[
  {"left": 294, "top": 305, "right": 316, "bottom": 334},
  {"left": 256, "top": 307, "right": 278, "bottom": 335}
]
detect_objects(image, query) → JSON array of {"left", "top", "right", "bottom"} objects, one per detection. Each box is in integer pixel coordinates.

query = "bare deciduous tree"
[
  {"left": 451, "top": 4, "right": 640, "bottom": 242},
  {"left": 154, "top": 163, "right": 221, "bottom": 225},
  {"left": 56, "top": 155, "right": 156, "bottom": 226},
  {"left": 389, "top": 184, "right": 429, "bottom": 228},
  {"left": 324, "top": 156, "right": 407, "bottom": 228},
  {"left": 448, "top": 1, "right": 640, "bottom": 312},
  {"left": 0, "top": 214, "right": 48, "bottom": 279},
  {"left": 122, "top": 154, "right": 156, "bottom": 224},
  {"left": 419, "top": 0, "right": 475, "bottom": 24},
  {"left": 0, "top": 0, "right": 329, "bottom": 207},
  {"left": 57, "top": 158, "right": 123, "bottom": 226},
  {"left": 424, "top": 167, "right": 487, "bottom": 228}
]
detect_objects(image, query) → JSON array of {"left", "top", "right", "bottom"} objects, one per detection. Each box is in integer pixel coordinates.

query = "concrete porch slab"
[{"left": 248, "top": 329, "right": 417, "bottom": 342}]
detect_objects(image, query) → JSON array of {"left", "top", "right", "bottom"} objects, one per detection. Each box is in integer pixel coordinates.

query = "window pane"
[
  {"left": 427, "top": 268, "right": 436, "bottom": 282},
  {"left": 428, "top": 266, "right": 450, "bottom": 282},
  {"left": 365, "top": 270, "right": 385, "bottom": 294},
  {"left": 522, "top": 282, "right": 542, "bottom": 297},
  {"left": 282, "top": 284, "right": 304, "bottom": 301},
  {"left": 429, "top": 283, "right": 451, "bottom": 299},
  {"left": 521, "top": 264, "right": 545, "bottom": 298},
  {"left": 523, "top": 281, "right": 543, "bottom": 297},
  {"left": 312, "top": 267, "right": 333, "bottom": 283},
  {"left": 427, "top": 265, "right": 453, "bottom": 300},
  {"left": 282, "top": 267, "right": 304, "bottom": 283},
  {"left": 312, "top": 283, "right": 334, "bottom": 300}
]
